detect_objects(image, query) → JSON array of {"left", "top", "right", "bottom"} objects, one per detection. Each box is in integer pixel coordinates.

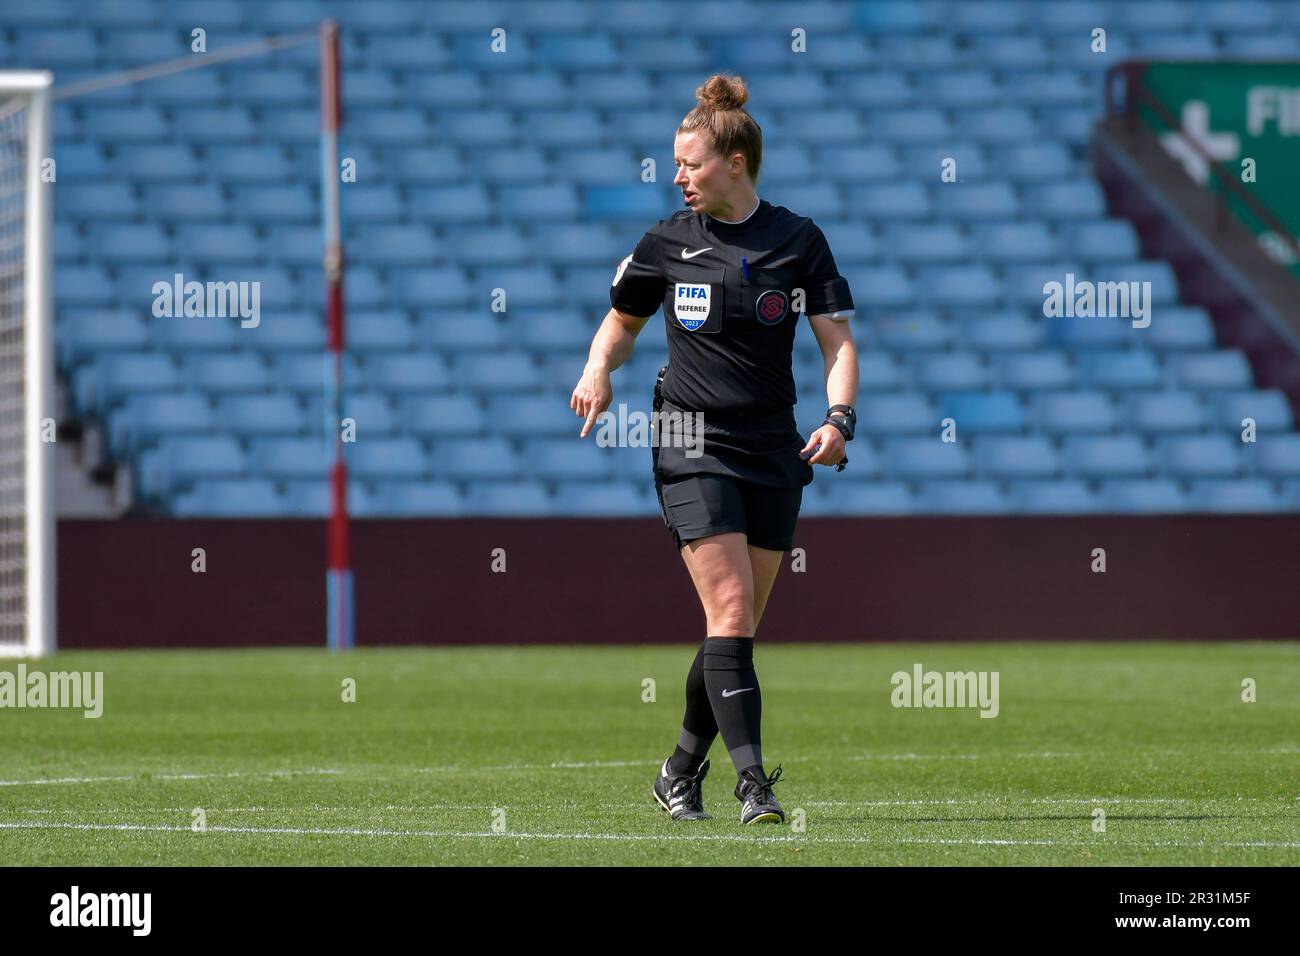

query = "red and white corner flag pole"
[{"left": 320, "top": 20, "right": 354, "bottom": 651}]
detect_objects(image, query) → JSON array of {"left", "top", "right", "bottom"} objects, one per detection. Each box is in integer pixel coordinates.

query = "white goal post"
[{"left": 0, "top": 71, "right": 55, "bottom": 659}]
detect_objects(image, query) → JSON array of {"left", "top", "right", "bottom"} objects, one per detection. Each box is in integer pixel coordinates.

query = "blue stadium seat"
[
  {"left": 435, "top": 226, "right": 531, "bottom": 266},
  {"left": 882, "top": 436, "right": 970, "bottom": 478},
  {"left": 974, "top": 435, "right": 1061, "bottom": 478},
  {"left": 523, "top": 438, "right": 614, "bottom": 481},
  {"left": 997, "top": 143, "right": 1074, "bottom": 182},
  {"left": 875, "top": 312, "right": 954, "bottom": 352},
  {"left": 880, "top": 224, "right": 968, "bottom": 263},
  {"left": 994, "top": 351, "right": 1077, "bottom": 390},
  {"left": 395, "top": 395, "right": 484, "bottom": 437},
  {"left": 364, "top": 481, "right": 464, "bottom": 517},
  {"left": 913, "top": 353, "right": 990, "bottom": 391},
  {"left": 136, "top": 435, "right": 247, "bottom": 499},
  {"left": 59, "top": 184, "right": 138, "bottom": 219},
  {"left": 1154, "top": 435, "right": 1242, "bottom": 478},
  {"left": 1030, "top": 390, "right": 1120, "bottom": 433},
  {"left": 1187, "top": 478, "right": 1284, "bottom": 512},
  {"left": 1212, "top": 390, "right": 1294, "bottom": 432},
  {"left": 173, "top": 107, "right": 258, "bottom": 142},
  {"left": 1078, "top": 351, "right": 1164, "bottom": 389},
  {"left": 114, "top": 144, "right": 200, "bottom": 182},
  {"left": 348, "top": 312, "right": 417, "bottom": 351},
  {"left": 1009, "top": 479, "right": 1102, "bottom": 514},
  {"left": 973, "top": 222, "right": 1061, "bottom": 262},
  {"left": 360, "top": 353, "right": 451, "bottom": 393},
  {"left": 248, "top": 437, "right": 330, "bottom": 480},
  {"left": 181, "top": 354, "right": 272, "bottom": 394},
  {"left": 961, "top": 313, "right": 1046, "bottom": 352},
  {"left": 463, "top": 481, "right": 551, "bottom": 516},
  {"left": 346, "top": 437, "right": 429, "bottom": 479},
  {"left": 1099, "top": 479, "right": 1190, "bottom": 513},
  {"left": 81, "top": 353, "right": 182, "bottom": 412},
  {"left": 553, "top": 481, "right": 651, "bottom": 516},
  {"left": 1124, "top": 392, "right": 1209, "bottom": 433},
  {"left": 1146, "top": 307, "right": 1216, "bottom": 351},
  {"left": 109, "top": 392, "right": 215, "bottom": 451},
  {"left": 432, "top": 438, "right": 520, "bottom": 481},
  {"left": 917, "top": 480, "right": 1013, "bottom": 513},
  {"left": 173, "top": 479, "right": 284, "bottom": 517},
  {"left": 842, "top": 73, "right": 916, "bottom": 108},
  {"left": 1247, "top": 434, "right": 1300, "bottom": 477},
  {"left": 937, "top": 391, "right": 1025, "bottom": 433},
  {"left": 1070, "top": 220, "right": 1142, "bottom": 261},
  {"left": 917, "top": 265, "right": 1002, "bottom": 307},
  {"left": 231, "top": 184, "right": 317, "bottom": 222},
  {"left": 281, "top": 480, "right": 377, "bottom": 518},
  {"left": 451, "top": 353, "right": 542, "bottom": 392},
  {"left": 1025, "top": 182, "right": 1106, "bottom": 219},
  {"left": 53, "top": 265, "right": 110, "bottom": 306},
  {"left": 868, "top": 109, "right": 950, "bottom": 143},
  {"left": 57, "top": 310, "right": 151, "bottom": 362},
  {"left": 849, "top": 183, "right": 931, "bottom": 220},
  {"left": 175, "top": 224, "right": 262, "bottom": 263},
  {"left": 389, "top": 267, "right": 473, "bottom": 308},
  {"left": 1168, "top": 350, "right": 1254, "bottom": 390},
  {"left": 265, "top": 353, "right": 362, "bottom": 396},
  {"left": 1063, "top": 435, "right": 1154, "bottom": 478},
  {"left": 941, "top": 182, "right": 1020, "bottom": 220},
  {"left": 801, "top": 480, "right": 915, "bottom": 515},
  {"left": 213, "top": 394, "right": 308, "bottom": 436},
  {"left": 142, "top": 184, "right": 227, "bottom": 221},
  {"left": 857, "top": 394, "right": 937, "bottom": 435},
  {"left": 960, "top": 107, "right": 1040, "bottom": 143},
  {"left": 841, "top": 266, "right": 914, "bottom": 307}
]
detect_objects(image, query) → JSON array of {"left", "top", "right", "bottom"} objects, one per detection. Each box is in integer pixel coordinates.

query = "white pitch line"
[
  {"left": 804, "top": 796, "right": 1292, "bottom": 806},
  {"left": 0, "top": 747, "right": 1293, "bottom": 788},
  {"left": 0, "top": 821, "right": 1296, "bottom": 849},
  {"left": 0, "top": 769, "right": 344, "bottom": 787}
]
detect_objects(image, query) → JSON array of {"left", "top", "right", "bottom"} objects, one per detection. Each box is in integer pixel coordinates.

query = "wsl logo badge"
[
  {"left": 673, "top": 283, "right": 711, "bottom": 331},
  {"left": 755, "top": 289, "right": 788, "bottom": 325}
]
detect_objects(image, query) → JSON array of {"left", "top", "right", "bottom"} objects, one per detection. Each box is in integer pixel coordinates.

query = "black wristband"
[{"left": 823, "top": 404, "right": 856, "bottom": 442}]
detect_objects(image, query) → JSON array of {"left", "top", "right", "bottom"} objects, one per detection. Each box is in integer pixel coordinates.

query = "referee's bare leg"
[{"left": 670, "top": 532, "right": 780, "bottom": 786}]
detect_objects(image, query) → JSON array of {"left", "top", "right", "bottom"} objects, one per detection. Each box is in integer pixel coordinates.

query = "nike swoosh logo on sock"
[{"left": 721, "top": 687, "right": 754, "bottom": 697}]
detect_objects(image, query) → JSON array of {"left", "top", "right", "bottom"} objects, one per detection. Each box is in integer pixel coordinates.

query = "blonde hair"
[{"left": 676, "top": 73, "right": 762, "bottom": 184}]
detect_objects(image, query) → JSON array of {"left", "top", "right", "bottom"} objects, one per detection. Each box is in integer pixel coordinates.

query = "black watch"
[{"left": 823, "top": 404, "right": 856, "bottom": 443}]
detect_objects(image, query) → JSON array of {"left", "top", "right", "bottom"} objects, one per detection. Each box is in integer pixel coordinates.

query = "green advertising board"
[{"left": 1138, "top": 62, "right": 1300, "bottom": 278}]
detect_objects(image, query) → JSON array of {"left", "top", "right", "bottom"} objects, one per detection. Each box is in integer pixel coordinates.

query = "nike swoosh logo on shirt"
[
  {"left": 721, "top": 687, "right": 754, "bottom": 697},
  {"left": 681, "top": 247, "right": 713, "bottom": 259}
]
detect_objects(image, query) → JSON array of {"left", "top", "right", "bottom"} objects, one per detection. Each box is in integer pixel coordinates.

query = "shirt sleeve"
[
  {"left": 799, "top": 222, "right": 854, "bottom": 317},
  {"left": 610, "top": 228, "right": 666, "bottom": 318}
]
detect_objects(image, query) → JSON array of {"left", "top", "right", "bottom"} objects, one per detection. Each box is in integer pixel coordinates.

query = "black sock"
[
  {"left": 667, "top": 640, "right": 716, "bottom": 775},
  {"left": 702, "top": 636, "right": 764, "bottom": 775}
]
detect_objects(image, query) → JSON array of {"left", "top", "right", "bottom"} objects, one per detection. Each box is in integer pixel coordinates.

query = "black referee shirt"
[{"left": 610, "top": 198, "right": 854, "bottom": 414}]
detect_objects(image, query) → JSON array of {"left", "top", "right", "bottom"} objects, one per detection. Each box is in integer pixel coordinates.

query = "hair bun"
[{"left": 696, "top": 74, "right": 748, "bottom": 111}]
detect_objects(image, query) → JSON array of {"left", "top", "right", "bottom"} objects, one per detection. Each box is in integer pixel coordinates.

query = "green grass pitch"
[{"left": 1, "top": 643, "right": 1296, "bottom": 866}]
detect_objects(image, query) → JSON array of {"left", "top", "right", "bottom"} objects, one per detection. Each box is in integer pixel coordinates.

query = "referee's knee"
[{"left": 708, "top": 592, "right": 754, "bottom": 635}]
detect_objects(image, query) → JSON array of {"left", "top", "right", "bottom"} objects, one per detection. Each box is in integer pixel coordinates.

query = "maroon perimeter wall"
[{"left": 57, "top": 515, "right": 1300, "bottom": 648}]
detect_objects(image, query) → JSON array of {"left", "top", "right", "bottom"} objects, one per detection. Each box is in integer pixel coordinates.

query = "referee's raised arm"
[{"left": 570, "top": 306, "right": 654, "bottom": 438}]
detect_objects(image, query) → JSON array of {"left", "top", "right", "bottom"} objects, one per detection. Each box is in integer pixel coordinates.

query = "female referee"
[{"left": 570, "top": 74, "right": 858, "bottom": 824}]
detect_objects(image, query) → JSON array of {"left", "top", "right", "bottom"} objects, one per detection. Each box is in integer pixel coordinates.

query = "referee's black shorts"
[{"left": 654, "top": 472, "right": 803, "bottom": 552}]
